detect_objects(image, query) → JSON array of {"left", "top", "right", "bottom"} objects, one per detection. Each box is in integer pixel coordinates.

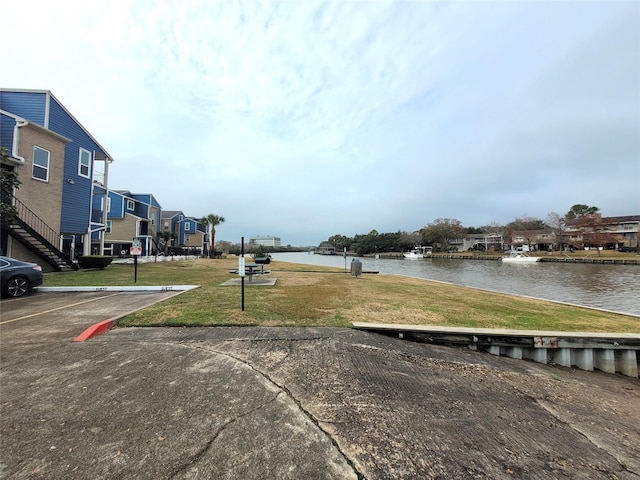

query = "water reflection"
[{"left": 271, "top": 252, "right": 640, "bottom": 316}]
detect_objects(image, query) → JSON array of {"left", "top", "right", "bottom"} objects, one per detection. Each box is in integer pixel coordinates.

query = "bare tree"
[
  {"left": 398, "top": 231, "right": 421, "bottom": 250},
  {"left": 546, "top": 212, "right": 567, "bottom": 251},
  {"left": 574, "top": 213, "right": 614, "bottom": 255},
  {"left": 420, "top": 218, "right": 465, "bottom": 252}
]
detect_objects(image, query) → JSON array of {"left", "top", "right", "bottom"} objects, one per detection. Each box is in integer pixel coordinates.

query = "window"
[
  {"left": 106, "top": 220, "right": 112, "bottom": 233},
  {"left": 78, "top": 148, "right": 91, "bottom": 178},
  {"left": 127, "top": 200, "right": 135, "bottom": 210},
  {"left": 107, "top": 197, "right": 111, "bottom": 212},
  {"left": 185, "top": 234, "right": 191, "bottom": 242},
  {"left": 32, "top": 146, "right": 50, "bottom": 181},
  {"left": 185, "top": 222, "right": 191, "bottom": 231}
]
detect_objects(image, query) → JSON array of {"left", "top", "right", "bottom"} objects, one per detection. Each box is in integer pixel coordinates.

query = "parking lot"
[
  {"left": 0, "top": 290, "right": 181, "bottom": 344},
  {"left": 1, "top": 291, "right": 639, "bottom": 479}
]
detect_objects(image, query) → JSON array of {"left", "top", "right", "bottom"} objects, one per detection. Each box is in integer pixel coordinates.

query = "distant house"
[
  {"left": 444, "top": 234, "right": 504, "bottom": 252},
  {"left": 316, "top": 242, "right": 336, "bottom": 255},
  {"left": 178, "top": 217, "right": 206, "bottom": 253},
  {"left": 0, "top": 89, "right": 112, "bottom": 269},
  {"left": 600, "top": 216, "right": 640, "bottom": 250},
  {"left": 510, "top": 230, "right": 556, "bottom": 252},
  {"left": 160, "top": 210, "right": 205, "bottom": 254},
  {"left": 100, "top": 190, "right": 162, "bottom": 256},
  {"left": 563, "top": 215, "right": 639, "bottom": 250}
]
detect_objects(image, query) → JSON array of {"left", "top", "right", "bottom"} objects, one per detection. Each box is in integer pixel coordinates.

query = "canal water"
[{"left": 271, "top": 252, "right": 640, "bottom": 317}]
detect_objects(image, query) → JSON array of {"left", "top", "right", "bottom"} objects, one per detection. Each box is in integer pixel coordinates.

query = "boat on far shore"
[
  {"left": 403, "top": 246, "right": 433, "bottom": 259},
  {"left": 501, "top": 251, "right": 541, "bottom": 263}
]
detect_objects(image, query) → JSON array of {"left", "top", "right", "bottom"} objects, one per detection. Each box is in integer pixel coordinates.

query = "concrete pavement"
[{"left": 1, "top": 292, "right": 639, "bottom": 479}]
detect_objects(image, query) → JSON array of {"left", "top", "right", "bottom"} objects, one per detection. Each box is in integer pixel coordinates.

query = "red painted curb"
[{"left": 74, "top": 319, "right": 114, "bottom": 342}]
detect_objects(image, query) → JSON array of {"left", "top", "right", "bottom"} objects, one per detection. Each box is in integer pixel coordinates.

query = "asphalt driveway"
[{"left": 1, "top": 291, "right": 639, "bottom": 479}]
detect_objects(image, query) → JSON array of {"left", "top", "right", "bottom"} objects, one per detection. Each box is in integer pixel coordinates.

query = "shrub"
[{"left": 78, "top": 255, "right": 113, "bottom": 270}]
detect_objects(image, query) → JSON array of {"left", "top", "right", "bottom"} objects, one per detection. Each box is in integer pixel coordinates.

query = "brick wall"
[{"left": 14, "top": 124, "right": 66, "bottom": 231}]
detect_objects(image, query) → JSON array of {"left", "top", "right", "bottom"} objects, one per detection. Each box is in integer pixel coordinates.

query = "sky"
[{"left": 3, "top": 0, "right": 639, "bottom": 246}]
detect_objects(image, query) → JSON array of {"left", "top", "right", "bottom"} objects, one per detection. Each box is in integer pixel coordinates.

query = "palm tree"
[
  {"left": 201, "top": 214, "right": 225, "bottom": 258},
  {"left": 159, "top": 230, "right": 177, "bottom": 255}
]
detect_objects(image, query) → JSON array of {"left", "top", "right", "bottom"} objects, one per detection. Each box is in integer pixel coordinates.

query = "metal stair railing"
[
  {"left": 7, "top": 196, "right": 78, "bottom": 270},
  {"left": 12, "top": 196, "right": 63, "bottom": 249}
]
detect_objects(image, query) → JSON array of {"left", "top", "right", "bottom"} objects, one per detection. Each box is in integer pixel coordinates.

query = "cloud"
[{"left": 3, "top": 0, "right": 638, "bottom": 245}]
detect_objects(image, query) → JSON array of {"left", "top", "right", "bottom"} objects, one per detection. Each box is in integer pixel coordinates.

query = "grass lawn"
[{"left": 43, "top": 257, "right": 640, "bottom": 332}]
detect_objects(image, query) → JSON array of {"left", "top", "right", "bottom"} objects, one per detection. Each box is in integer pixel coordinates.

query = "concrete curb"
[
  {"left": 74, "top": 319, "right": 114, "bottom": 342},
  {"left": 36, "top": 285, "right": 200, "bottom": 293},
  {"left": 40, "top": 285, "right": 200, "bottom": 342}
]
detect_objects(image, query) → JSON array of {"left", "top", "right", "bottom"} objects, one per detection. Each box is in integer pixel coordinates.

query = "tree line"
[{"left": 320, "top": 204, "right": 605, "bottom": 256}]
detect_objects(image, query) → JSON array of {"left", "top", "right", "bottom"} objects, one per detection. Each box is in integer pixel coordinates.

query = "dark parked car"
[{"left": 0, "top": 256, "right": 43, "bottom": 298}]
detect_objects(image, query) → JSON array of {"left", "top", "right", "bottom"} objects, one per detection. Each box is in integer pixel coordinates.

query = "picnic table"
[
  {"left": 229, "top": 263, "right": 270, "bottom": 283},
  {"left": 244, "top": 263, "right": 261, "bottom": 283}
]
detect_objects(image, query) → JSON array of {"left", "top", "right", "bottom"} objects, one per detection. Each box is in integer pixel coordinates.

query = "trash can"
[{"left": 350, "top": 258, "right": 363, "bottom": 277}]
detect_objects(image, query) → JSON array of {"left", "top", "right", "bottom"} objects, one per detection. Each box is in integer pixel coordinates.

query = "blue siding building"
[
  {"left": 103, "top": 191, "right": 163, "bottom": 256},
  {"left": 1, "top": 89, "right": 113, "bottom": 257},
  {"left": 159, "top": 210, "right": 205, "bottom": 254}
]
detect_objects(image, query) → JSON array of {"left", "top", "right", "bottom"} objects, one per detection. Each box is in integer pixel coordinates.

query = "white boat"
[
  {"left": 403, "top": 246, "right": 432, "bottom": 259},
  {"left": 501, "top": 252, "right": 541, "bottom": 263}
]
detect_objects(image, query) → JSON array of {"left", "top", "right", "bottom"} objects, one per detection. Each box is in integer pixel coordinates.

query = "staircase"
[{"left": 4, "top": 197, "right": 78, "bottom": 271}]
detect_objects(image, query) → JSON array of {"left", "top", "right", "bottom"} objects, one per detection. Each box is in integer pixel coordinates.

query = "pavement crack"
[
  {"left": 536, "top": 399, "right": 639, "bottom": 477},
  {"left": 186, "top": 343, "right": 366, "bottom": 480},
  {"left": 169, "top": 418, "right": 234, "bottom": 478},
  {"left": 169, "top": 389, "right": 282, "bottom": 478}
]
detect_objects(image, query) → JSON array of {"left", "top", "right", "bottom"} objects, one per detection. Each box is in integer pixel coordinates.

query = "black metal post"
[
  {"left": 241, "top": 237, "right": 245, "bottom": 311},
  {"left": 134, "top": 255, "right": 138, "bottom": 283}
]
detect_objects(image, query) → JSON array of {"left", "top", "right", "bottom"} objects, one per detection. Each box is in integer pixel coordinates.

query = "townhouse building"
[
  {"left": 562, "top": 215, "right": 639, "bottom": 250},
  {"left": 160, "top": 211, "right": 206, "bottom": 255},
  {"left": 98, "top": 190, "right": 162, "bottom": 256},
  {"left": 601, "top": 216, "right": 640, "bottom": 250},
  {"left": 0, "top": 89, "right": 112, "bottom": 270}
]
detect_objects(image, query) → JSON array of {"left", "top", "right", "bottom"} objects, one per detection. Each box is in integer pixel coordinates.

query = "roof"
[
  {"left": 602, "top": 215, "right": 640, "bottom": 223},
  {"left": 0, "top": 88, "right": 114, "bottom": 163},
  {"left": 566, "top": 215, "right": 640, "bottom": 226},
  {"left": 112, "top": 190, "right": 134, "bottom": 197},
  {"left": 161, "top": 211, "right": 183, "bottom": 219}
]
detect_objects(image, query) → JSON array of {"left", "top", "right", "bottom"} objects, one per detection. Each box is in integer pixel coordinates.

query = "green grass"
[{"left": 42, "top": 258, "right": 640, "bottom": 333}]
